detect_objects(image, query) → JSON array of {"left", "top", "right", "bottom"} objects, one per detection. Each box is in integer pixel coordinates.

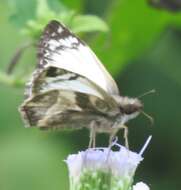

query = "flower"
[
  {"left": 133, "top": 182, "right": 150, "bottom": 190},
  {"left": 65, "top": 136, "right": 152, "bottom": 190}
]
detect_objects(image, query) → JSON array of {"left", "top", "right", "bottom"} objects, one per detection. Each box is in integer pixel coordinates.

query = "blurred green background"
[{"left": 1, "top": 0, "right": 181, "bottom": 189}]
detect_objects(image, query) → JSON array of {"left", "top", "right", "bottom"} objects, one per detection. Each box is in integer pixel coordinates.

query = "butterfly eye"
[
  {"left": 120, "top": 104, "right": 142, "bottom": 115},
  {"left": 125, "top": 105, "right": 137, "bottom": 114}
]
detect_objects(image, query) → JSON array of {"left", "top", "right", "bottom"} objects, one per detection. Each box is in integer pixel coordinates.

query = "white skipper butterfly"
[{"left": 19, "top": 20, "right": 143, "bottom": 148}]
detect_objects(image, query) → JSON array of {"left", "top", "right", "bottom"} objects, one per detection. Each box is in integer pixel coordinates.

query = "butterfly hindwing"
[{"left": 20, "top": 89, "right": 117, "bottom": 130}]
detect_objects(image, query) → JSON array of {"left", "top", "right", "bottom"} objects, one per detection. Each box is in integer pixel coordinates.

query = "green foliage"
[
  {"left": 60, "top": 0, "right": 83, "bottom": 11},
  {"left": 71, "top": 15, "right": 109, "bottom": 33},
  {"left": 1, "top": 1, "right": 181, "bottom": 190},
  {"left": 0, "top": 71, "right": 25, "bottom": 87},
  {"left": 10, "top": 0, "right": 108, "bottom": 40},
  {"left": 8, "top": 0, "right": 37, "bottom": 27},
  {"left": 91, "top": 0, "right": 181, "bottom": 74}
]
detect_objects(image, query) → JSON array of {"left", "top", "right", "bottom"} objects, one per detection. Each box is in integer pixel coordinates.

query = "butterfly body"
[{"left": 19, "top": 20, "right": 143, "bottom": 146}]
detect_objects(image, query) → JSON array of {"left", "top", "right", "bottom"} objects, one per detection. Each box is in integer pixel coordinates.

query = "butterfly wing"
[
  {"left": 20, "top": 66, "right": 120, "bottom": 129},
  {"left": 20, "top": 89, "right": 118, "bottom": 129},
  {"left": 37, "top": 20, "right": 119, "bottom": 95},
  {"left": 20, "top": 20, "right": 122, "bottom": 131},
  {"left": 26, "top": 66, "right": 118, "bottom": 108}
]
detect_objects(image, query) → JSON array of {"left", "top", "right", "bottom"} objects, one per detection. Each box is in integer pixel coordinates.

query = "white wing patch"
[
  {"left": 37, "top": 20, "right": 119, "bottom": 95},
  {"left": 26, "top": 66, "right": 119, "bottom": 111}
]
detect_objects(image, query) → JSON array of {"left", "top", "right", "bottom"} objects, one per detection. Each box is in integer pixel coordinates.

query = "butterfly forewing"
[
  {"left": 29, "top": 66, "right": 118, "bottom": 108},
  {"left": 37, "top": 20, "right": 119, "bottom": 95}
]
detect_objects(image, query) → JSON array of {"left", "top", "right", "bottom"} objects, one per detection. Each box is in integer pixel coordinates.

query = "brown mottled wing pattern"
[
  {"left": 20, "top": 89, "right": 118, "bottom": 129},
  {"left": 20, "top": 20, "right": 121, "bottom": 130}
]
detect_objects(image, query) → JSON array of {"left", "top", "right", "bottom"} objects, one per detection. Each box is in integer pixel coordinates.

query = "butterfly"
[{"left": 19, "top": 20, "right": 143, "bottom": 148}]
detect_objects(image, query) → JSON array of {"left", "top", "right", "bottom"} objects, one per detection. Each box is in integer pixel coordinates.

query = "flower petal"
[{"left": 133, "top": 182, "right": 150, "bottom": 190}]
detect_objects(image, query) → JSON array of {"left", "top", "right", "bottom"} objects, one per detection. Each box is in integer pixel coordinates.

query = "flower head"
[{"left": 66, "top": 136, "right": 152, "bottom": 190}]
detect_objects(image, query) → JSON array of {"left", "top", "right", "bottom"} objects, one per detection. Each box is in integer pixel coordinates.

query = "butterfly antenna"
[
  {"left": 137, "top": 89, "right": 156, "bottom": 99},
  {"left": 141, "top": 111, "right": 154, "bottom": 126}
]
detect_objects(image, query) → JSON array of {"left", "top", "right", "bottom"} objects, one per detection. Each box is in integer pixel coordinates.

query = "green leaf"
[
  {"left": 0, "top": 71, "right": 26, "bottom": 88},
  {"left": 71, "top": 15, "right": 109, "bottom": 33},
  {"left": 47, "top": 0, "right": 67, "bottom": 13},
  {"left": 57, "top": 11, "right": 76, "bottom": 26},
  {"left": 20, "top": 0, "right": 57, "bottom": 40},
  {"left": 60, "top": 0, "right": 84, "bottom": 11},
  {"left": 91, "top": 0, "right": 181, "bottom": 76},
  {"left": 8, "top": 0, "right": 37, "bottom": 27},
  {"left": 8, "top": 0, "right": 66, "bottom": 28},
  {"left": 8, "top": 0, "right": 108, "bottom": 40},
  {"left": 36, "top": 0, "right": 52, "bottom": 18}
]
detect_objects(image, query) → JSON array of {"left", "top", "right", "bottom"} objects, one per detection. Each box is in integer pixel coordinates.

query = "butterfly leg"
[
  {"left": 109, "top": 123, "right": 129, "bottom": 149},
  {"left": 119, "top": 125, "right": 129, "bottom": 149},
  {"left": 88, "top": 121, "right": 96, "bottom": 148}
]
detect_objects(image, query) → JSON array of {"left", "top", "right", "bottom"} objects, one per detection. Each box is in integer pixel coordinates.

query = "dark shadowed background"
[{"left": 0, "top": 0, "right": 181, "bottom": 190}]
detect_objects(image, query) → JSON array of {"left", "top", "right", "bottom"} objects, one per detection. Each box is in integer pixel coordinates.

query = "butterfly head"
[{"left": 113, "top": 95, "right": 143, "bottom": 120}]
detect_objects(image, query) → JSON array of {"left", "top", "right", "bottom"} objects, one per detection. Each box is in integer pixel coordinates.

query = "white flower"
[
  {"left": 133, "top": 182, "right": 150, "bottom": 190},
  {"left": 66, "top": 137, "right": 151, "bottom": 190},
  {"left": 66, "top": 146, "right": 143, "bottom": 181},
  {"left": 66, "top": 136, "right": 151, "bottom": 179},
  {"left": 65, "top": 136, "right": 152, "bottom": 190}
]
